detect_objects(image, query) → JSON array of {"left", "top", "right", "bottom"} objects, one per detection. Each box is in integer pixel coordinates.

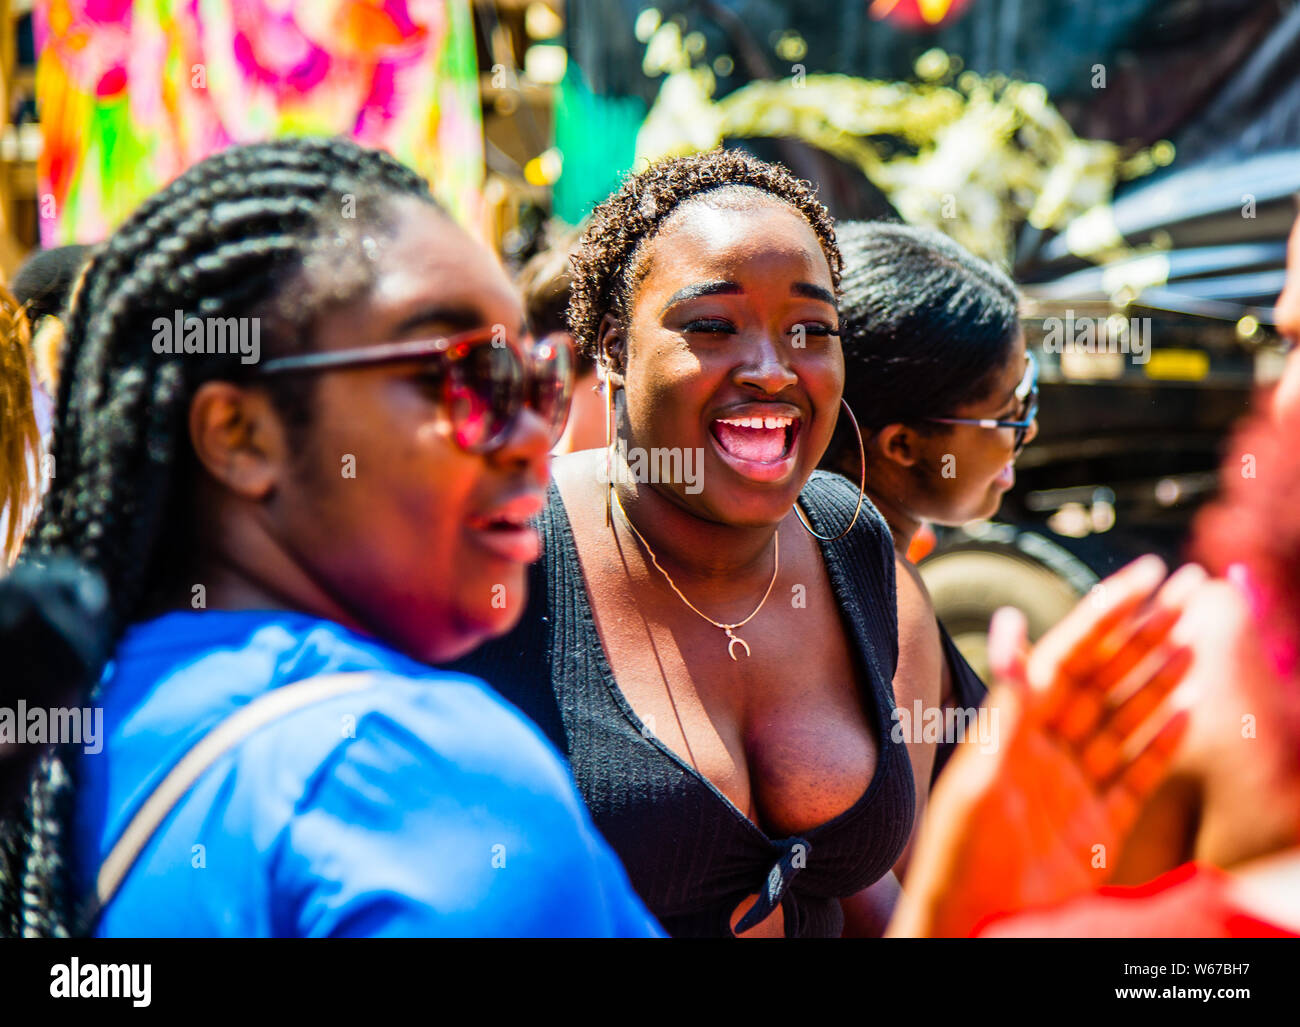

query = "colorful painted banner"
[{"left": 34, "top": 0, "right": 483, "bottom": 246}]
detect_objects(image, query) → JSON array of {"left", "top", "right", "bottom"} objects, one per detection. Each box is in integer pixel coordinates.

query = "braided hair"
[
  {"left": 0, "top": 136, "right": 436, "bottom": 937},
  {"left": 567, "top": 149, "right": 842, "bottom": 366}
]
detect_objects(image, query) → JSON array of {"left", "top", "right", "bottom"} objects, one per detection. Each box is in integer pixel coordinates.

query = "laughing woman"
[{"left": 451, "top": 150, "right": 926, "bottom": 937}]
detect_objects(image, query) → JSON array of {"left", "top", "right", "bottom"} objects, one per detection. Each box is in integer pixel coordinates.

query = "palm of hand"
[{"left": 896, "top": 558, "right": 1200, "bottom": 937}]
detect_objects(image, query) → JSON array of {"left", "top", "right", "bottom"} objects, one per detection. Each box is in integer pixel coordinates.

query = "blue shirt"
[{"left": 75, "top": 610, "right": 663, "bottom": 937}]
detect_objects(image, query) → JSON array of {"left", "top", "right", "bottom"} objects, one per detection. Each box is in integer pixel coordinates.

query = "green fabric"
[{"left": 552, "top": 63, "right": 645, "bottom": 225}]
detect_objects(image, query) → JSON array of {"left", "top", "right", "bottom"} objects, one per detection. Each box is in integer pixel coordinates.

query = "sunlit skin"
[
  {"left": 552, "top": 346, "right": 607, "bottom": 454},
  {"left": 550, "top": 193, "right": 931, "bottom": 935},
  {"left": 178, "top": 197, "right": 552, "bottom": 665}
]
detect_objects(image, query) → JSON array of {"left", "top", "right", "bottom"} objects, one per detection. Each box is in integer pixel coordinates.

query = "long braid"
[{"left": 0, "top": 136, "right": 435, "bottom": 937}]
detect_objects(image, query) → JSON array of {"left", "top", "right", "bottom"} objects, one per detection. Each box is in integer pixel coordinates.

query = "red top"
[{"left": 977, "top": 862, "right": 1299, "bottom": 938}]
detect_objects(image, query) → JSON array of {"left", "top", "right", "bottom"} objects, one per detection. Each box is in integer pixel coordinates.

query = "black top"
[
  {"left": 929, "top": 621, "right": 990, "bottom": 786},
  {"left": 449, "top": 471, "right": 915, "bottom": 937}
]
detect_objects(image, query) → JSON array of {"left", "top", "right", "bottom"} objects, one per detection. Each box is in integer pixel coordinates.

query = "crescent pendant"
[{"left": 727, "top": 632, "right": 751, "bottom": 661}]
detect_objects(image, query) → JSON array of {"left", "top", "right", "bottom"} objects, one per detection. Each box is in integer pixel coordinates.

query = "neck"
[
  {"left": 176, "top": 511, "right": 367, "bottom": 634},
  {"left": 612, "top": 477, "right": 781, "bottom": 591},
  {"left": 865, "top": 484, "right": 922, "bottom": 559}
]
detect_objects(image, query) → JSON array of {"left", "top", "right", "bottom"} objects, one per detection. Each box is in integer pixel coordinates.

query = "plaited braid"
[
  {"left": 567, "top": 149, "right": 842, "bottom": 364},
  {"left": 0, "top": 136, "right": 435, "bottom": 937}
]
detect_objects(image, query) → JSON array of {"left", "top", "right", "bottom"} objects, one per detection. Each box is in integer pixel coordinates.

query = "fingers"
[
  {"left": 1040, "top": 563, "right": 1206, "bottom": 744},
  {"left": 987, "top": 606, "right": 1030, "bottom": 695},
  {"left": 1103, "top": 708, "right": 1192, "bottom": 831},
  {"left": 1104, "top": 643, "right": 1195, "bottom": 742},
  {"left": 1077, "top": 644, "right": 1194, "bottom": 782},
  {"left": 1026, "top": 555, "right": 1167, "bottom": 693},
  {"left": 1062, "top": 563, "right": 1207, "bottom": 692}
]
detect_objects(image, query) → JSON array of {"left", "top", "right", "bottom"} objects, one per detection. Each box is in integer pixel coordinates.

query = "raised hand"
[{"left": 889, "top": 555, "right": 1202, "bottom": 937}]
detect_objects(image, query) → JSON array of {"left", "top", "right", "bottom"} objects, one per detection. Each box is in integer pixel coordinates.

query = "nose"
[
  {"left": 734, "top": 332, "right": 798, "bottom": 395},
  {"left": 488, "top": 406, "right": 553, "bottom": 487}
]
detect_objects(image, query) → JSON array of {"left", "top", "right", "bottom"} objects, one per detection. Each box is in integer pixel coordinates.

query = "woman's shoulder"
[
  {"left": 244, "top": 667, "right": 579, "bottom": 807},
  {"left": 98, "top": 612, "right": 580, "bottom": 816}
]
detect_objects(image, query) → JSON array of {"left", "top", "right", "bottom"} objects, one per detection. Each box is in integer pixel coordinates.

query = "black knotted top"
[{"left": 449, "top": 471, "right": 915, "bottom": 937}]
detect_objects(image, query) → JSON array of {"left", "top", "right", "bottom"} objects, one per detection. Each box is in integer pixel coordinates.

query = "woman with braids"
[
  {"left": 822, "top": 222, "right": 1039, "bottom": 787},
  {"left": 451, "top": 149, "right": 931, "bottom": 937},
  {"left": 0, "top": 136, "right": 661, "bottom": 938}
]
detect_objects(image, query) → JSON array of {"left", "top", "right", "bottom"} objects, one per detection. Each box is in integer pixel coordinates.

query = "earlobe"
[
  {"left": 877, "top": 424, "right": 920, "bottom": 468},
  {"left": 188, "top": 382, "right": 284, "bottom": 501},
  {"left": 596, "top": 313, "right": 627, "bottom": 388}
]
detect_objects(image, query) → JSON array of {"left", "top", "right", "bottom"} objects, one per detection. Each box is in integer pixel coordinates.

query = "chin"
[
  {"left": 417, "top": 615, "right": 515, "bottom": 666},
  {"left": 931, "top": 490, "right": 1004, "bottom": 528},
  {"left": 976, "top": 490, "right": 1006, "bottom": 521}
]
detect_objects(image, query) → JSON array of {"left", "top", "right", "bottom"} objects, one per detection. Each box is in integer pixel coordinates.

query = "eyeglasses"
[
  {"left": 924, "top": 351, "right": 1039, "bottom": 455},
  {"left": 256, "top": 326, "right": 574, "bottom": 454}
]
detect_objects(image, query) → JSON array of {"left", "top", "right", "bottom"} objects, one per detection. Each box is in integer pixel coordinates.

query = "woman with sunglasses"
[
  {"left": 0, "top": 137, "right": 660, "bottom": 938},
  {"left": 823, "top": 221, "right": 1038, "bottom": 803},
  {"left": 451, "top": 150, "right": 934, "bottom": 938}
]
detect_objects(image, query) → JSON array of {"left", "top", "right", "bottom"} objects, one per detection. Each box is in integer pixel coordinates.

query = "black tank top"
[
  {"left": 930, "top": 621, "right": 990, "bottom": 785},
  {"left": 449, "top": 471, "right": 915, "bottom": 937}
]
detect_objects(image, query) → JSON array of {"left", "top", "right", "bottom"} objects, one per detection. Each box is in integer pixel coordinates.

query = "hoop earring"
[
  {"left": 795, "top": 398, "right": 867, "bottom": 542},
  {"left": 602, "top": 357, "right": 616, "bottom": 527}
]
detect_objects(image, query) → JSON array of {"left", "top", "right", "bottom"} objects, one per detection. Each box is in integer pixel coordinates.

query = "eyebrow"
[
  {"left": 659, "top": 279, "right": 837, "bottom": 315},
  {"left": 791, "top": 282, "right": 836, "bottom": 306},
  {"left": 660, "top": 280, "right": 740, "bottom": 314}
]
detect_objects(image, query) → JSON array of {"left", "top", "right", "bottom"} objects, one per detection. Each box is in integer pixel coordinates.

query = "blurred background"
[{"left": 1, "top": 0, "right": 1296, "bottom": 671}]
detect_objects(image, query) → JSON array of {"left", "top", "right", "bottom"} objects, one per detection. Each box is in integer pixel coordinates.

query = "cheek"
[
  {"left": 299, "top": 390, "right": 474, "bottom": 561},
  {"left": 798, "top": 354, "right": 844, "bottom": 439},
  {"left": 917, "top": 436, "right": 999, "bottom": 511},
  {"left": 625, "top": 343, "right": 711, "bottom": 435}
]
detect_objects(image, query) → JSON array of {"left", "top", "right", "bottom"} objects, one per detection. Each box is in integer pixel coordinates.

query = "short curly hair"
[{"left": 567, "top": 149, "right": 842, "bottom": 364}]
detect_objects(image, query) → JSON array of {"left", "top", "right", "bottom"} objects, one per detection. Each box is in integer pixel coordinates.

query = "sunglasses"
[
  {"left": 924, "top": 351, "right": 1039, "bottom": 456},
  {"left": 256, "top": 326, "right": 574, "bottom": 454}
]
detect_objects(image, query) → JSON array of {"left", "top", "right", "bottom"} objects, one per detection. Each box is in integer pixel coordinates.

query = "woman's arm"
[
  {"left": 889, "top": 554, "right": 944, "bottom": 881},
  {"left": 840, "top": 872, "right": 902, "bottom": 937}
]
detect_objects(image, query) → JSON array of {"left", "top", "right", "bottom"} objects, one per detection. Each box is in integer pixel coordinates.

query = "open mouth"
[
  {"left": 709, "top": 413, "right": 801, "bottom": 483},
  {"left": 466, "top": 493, "right": 545, "bottom": 563},
  {"left": 712, "top": 414, "right": 799, "bottom": 463}
]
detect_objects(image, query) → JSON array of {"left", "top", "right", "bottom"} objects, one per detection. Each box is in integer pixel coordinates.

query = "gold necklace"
[{"left": 611, "top": 488, "right": 779, "bottom": 661}]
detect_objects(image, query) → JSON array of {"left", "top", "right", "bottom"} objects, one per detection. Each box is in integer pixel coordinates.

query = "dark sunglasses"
[
  {"left": 924, "top": 351, "right": 1039, "bottom": 455},
  {"left": 256, "top": 326, "right": 574, "bottom": 454}
]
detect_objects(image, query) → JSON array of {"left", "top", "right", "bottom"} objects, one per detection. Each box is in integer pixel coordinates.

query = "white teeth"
[{"left": 718, "top": 415, "right": 794, "bottom": 430}]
